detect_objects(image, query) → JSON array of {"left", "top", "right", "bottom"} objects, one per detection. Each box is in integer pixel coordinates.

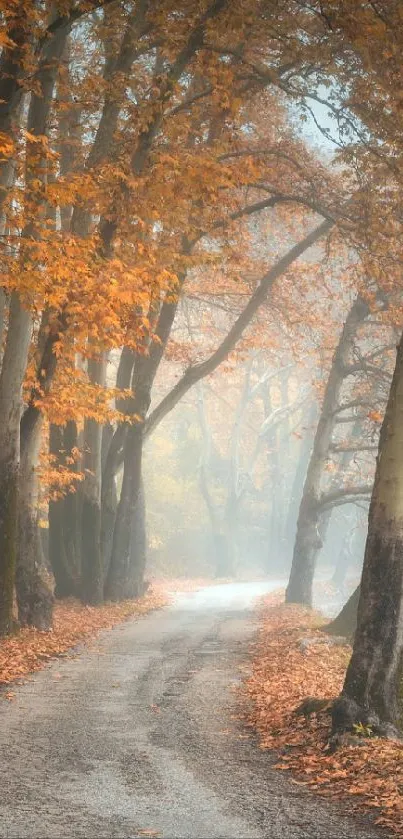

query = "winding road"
[{"left": 0, "top": 582, "right": 385, "bottom": 838}]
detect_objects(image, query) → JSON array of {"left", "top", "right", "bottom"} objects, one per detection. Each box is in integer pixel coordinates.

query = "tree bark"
[
  {"left": 80, "top": 355, "right": 106, "bottom": 605},
  {"left": 17, "top": 414, "right": 54, "bottom": 629},
  {"left": 48, "top": 421, "right": 82, "bottom": 597},
  {"left": 127, "top": 478, "right": 147, "bottom": 596},
  {"left": 48, "top": 426, "right": 76, "bottom": 597},
  {"left": 284, "top": 401, "right": 318, "bottom": 566},
  {"left": 0, "top": 5, "right": 31, "bottom": 215},
  {"left": 104, "top": 422, "right": 144, "bottom": 600},
  {"left": 101, "top": 347, "right": 135, "bottom": 571},
  {"left": 286, "top": 297, "right": 370, "bottom": 606},
  {"left": 324, "top": 584, "right": 360, "bottom": 639},
  {"left": 0, "top": 294, "right": 32, "bottom": 634},
  {"left": 100, "top": 423, "right": 118, "bottom": 571},
  {"left": 332, "top": 331, "right": 403, "bottom": 737}
]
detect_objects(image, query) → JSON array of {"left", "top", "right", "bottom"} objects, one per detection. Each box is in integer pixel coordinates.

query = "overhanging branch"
[
  {"left": 144, "top": 217, "right": 333, "bottom": 439},
  {"left": 318, "top": 484, "right": 372, "bottom": 512}
]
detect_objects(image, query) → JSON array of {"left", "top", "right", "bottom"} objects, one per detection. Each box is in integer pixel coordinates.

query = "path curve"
[{"left": 0, "top": 583, "right": 386, "bottom": 838}]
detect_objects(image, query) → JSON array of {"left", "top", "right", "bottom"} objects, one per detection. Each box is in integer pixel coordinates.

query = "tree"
[
  {"left": 332, "top": 333, "right": 403, "bottom": 738},
  {"left": 286, "top": 296, "right": 371, "bottom": 606}
]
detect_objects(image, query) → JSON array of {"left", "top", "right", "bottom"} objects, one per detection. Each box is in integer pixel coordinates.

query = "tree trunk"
[
  {"left": 212, "top": 530, "right": 233, "bottom": 577},
  {"left": 81, "top": 453, "right": 103, "bottom": 604},
  {"left": 49, "top": 499, "right": 77, "bottom": 599},
  {"left": 332, "top": 332, "right": 403, "bottom": 738},
  {"left": 286, "top": 297, "right": 370, "bottom": 606},
  {"left": 101, "top": 347, "right": 135, "bottom": 572},
  {"left": 48, "top": 425, "right": 78, "bottom": 597},
  {"left": 0, "top": 294, "right": 32, "bottom": 634},
  {"left": 284, "top": 401, "right": 317, "bottom": 563},
  {"left": 104, "top": 423, "right": 144, "bottom": 601},
  {"left": 80, "top": 356, "right": 106, "bottom": 605},
  {"left": 324, "top": 585, "right": 360, "bottom": 639},
  {"left": 0, "top": 7, "right": 31, "bottom": 216},
  {"left": 127, "top": 478, "right": 147, "bottom": 596},
  {"left": 0, "top": 456, "right": 18, "bottom": 635},
  {"left": 101, "top": 435, "right": 120, "bottom": 574},
  {"left": 17, "top": 413, "right": 54, "bottom": 629},
  {"left": 100, "top": 423, "right": 119, "bottom": 572},
  {"left": 64, "top": 421, "right": 82, "bottom": 584}
]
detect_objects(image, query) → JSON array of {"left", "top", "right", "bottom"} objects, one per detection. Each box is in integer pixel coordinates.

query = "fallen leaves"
[
  {"left": 245, "top": 595, "right": 403, "bottom": 835},
  {"left": 0, "top": 587, "right": 168, "bottom": 690}
]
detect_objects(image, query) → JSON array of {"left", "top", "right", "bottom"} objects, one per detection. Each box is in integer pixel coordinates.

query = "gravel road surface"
[{"left": 0, "top": 582, "right": 386, "bottom": 838}]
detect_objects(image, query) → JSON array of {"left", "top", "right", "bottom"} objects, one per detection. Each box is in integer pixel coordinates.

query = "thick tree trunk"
[
  {"left": 104, "top": 423, "right": 144, "bottom": 601},
  {"left": 101, "top": 347, "right": 135, "bottom": 572},
  {"left": 0, "top": 294, "right": 32, "bottom": 634},
  {"left": 332, "top": 333, "right": 403, "bottom": 737},
  {"left": 286, "top": 297, "right": 370, "bottom": 606},
  {"left": 0, "top": 456, "right": 18, "bottom": 635},
  {"left": 17, "top": 414, "right": 54, "bottom": 629},
  {"left": 49, "top": 500, "right": 77, "bottom": 598}
]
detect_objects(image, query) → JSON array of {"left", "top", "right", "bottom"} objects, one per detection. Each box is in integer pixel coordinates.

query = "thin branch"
[
  {"left": 329, "top": 444, "right": 378, "bottom": 453},
  {"left": 318, "top": 484, "right": 373, "bottom": 511}
]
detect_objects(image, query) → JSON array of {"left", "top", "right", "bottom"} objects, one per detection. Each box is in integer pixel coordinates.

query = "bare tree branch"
[{"left": 144, "top": 217, "right": 333, "bottom": 438}]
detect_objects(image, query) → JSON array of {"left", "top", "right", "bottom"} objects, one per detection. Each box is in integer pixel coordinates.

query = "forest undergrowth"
[{"left": 246, "top": 592, "right": 403, "bottom": 835}]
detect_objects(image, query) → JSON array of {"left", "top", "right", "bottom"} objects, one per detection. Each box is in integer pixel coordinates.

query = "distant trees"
[{"left": 194, "top": 357, "right": 310, "bottom": 577}]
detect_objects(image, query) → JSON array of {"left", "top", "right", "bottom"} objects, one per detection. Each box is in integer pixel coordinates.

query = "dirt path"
[{"left": 0, "top": 583, "right": 386, "bottom": 838}]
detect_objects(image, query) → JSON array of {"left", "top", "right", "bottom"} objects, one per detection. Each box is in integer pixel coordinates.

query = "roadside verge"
[
  {"left": 0, "top": 587, "right": 168, "bottom": 695},
  {"left": 245, "top": 593, "right": 403, "bottom": 835}
]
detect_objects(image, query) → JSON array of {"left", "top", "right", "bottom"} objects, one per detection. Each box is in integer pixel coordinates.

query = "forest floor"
[
  {"left": 0, "top": 581, "right": 385, "bottom": 838},
  {"left": 247, "top": 591, "right": 403, "bottom": 836}
]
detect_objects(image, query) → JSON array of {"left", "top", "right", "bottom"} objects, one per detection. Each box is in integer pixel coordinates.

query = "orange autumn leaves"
[
  {"left": 246, "top": 595, "right": 403, "bottom": 835},
  {"left": 0, "top": 587, "right": 168, "bottom": 691}
]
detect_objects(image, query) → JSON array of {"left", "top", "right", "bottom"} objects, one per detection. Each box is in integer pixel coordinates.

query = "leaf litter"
[
  {"left": 245, "top": 593, "right": 403, "bottom": 835},
  {"left": 0, "top": 587, "right": 168, "bottom": 690}
]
